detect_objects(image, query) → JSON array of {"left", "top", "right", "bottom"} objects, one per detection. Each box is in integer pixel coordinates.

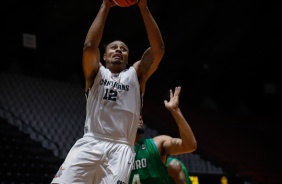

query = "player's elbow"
[
  {"left": 151, "top": 44, "right": 165, "bottom": 61},
  {"left": 190, "top": 140, "right": 197, "bottom": 152},
  {"left": 156, "top": 45, "right": 165, "bottom": 59},
  {"left": 183, "top": 140, "right": 197, "bottom": 153}
]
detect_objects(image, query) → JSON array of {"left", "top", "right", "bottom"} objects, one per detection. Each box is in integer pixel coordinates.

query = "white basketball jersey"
[{"left": 84, "top": 66, "right": 141, "bottom": 145}]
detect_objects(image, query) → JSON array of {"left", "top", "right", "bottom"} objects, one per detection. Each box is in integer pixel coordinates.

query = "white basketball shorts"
[{"left": 51, "top": 133, "right": 135, "bottom": 184}]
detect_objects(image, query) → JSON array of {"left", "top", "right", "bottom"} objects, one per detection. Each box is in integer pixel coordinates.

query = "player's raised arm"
[
  {"left": 162, "top": 86, "right": 197, "bottom": 155},
  {"left": 133, "top": 0, "right": 165, "bottom": 94},
  {"left": 82, "top": 0, "right": 116, "bottom": 92}
]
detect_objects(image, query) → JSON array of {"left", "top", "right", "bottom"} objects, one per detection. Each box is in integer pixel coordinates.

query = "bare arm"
[
  {"left": 167, "top": 159, "right": 187, "bottom": 184},
  {"left": 133, "top": 0, "right": 165, "bottom": 93},
  {"left": 82, "top": 0, "right": 116, "bottom": 92},
  {"left": 154, "top": 86, "right": 197, "bottom": 156}
]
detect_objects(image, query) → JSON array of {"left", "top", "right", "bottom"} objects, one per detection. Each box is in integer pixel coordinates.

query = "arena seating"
[{"left": 0, "top": 116, "right": 63, "bottom": 184}]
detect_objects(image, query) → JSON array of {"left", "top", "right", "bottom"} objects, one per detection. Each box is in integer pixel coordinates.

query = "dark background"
[
  {"left": 2, "top": 0, "right": 281, "bottom": 114},
  {"left": 1, "top": 0, "right": 282, "bottom": 183}
]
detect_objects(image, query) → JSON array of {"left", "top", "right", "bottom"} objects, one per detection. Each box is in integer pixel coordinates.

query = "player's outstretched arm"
[
  {"left": 133, "top": 0, "right": 165, "bottom": 93},
  {"left": 82, "top": 0, "right": 116, "bottom": 92},
  {"left": 163, "top": 86, "right": 197, "bottom": 155}
]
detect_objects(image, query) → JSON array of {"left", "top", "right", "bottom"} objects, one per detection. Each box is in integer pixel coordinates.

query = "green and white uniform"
[{"left": 129, "top": 138, "right": 171, "bottom": 184}]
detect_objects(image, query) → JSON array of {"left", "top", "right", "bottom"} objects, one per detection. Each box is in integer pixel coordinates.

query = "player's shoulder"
[{"left": 153, "top": 135, "right": 172, "bottom": 142}]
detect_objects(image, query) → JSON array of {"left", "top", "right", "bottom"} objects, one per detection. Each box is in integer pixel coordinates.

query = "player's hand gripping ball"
[{"left": 113, "top": 0, "right": 138, "bottom": 7}]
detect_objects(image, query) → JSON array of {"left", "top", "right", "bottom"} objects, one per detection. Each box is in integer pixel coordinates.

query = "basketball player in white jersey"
[{"left": 51, "top": 0, "right": 164, "bottom": 183}]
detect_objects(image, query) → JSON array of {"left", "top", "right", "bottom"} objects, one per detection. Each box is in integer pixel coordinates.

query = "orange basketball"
[{"left": 113, "top": 0, "right": 138, "bottom": 7}]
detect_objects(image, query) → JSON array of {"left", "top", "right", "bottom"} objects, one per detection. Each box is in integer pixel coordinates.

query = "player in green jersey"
[{"left": 129, "top": 86, "right": 197, "bottom": 184}]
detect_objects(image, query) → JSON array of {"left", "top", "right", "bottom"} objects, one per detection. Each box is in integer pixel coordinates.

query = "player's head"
[
  {"left": 103, "top": 40, "right": 129, "bottom": 73},
  {"left": 137, "top": 115, "right": 145, "bottom": 135}
]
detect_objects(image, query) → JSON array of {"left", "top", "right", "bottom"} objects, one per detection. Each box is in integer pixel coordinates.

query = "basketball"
[{"left": 113, "top": 0, "right": 138, "bottom": 7}]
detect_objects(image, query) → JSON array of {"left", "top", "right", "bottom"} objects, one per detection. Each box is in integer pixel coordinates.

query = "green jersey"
[
  {"left": 129, "top": 138, "right": 171, "bottom": 184},
  {"left": 166, "top": 157, "right": 192, "bottom": 184}
]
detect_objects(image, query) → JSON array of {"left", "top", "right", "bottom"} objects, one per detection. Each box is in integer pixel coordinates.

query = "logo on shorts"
[
  {"left": 54, "top": 166, "right": 64, "bottom": 178},
  {"left": 117, "top": 180, "right": 125, "bottom": 184}
]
